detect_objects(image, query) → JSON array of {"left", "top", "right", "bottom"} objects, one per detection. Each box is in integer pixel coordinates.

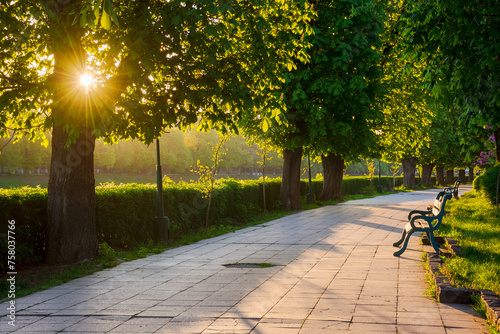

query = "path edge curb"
[{"left": 423, "top": 236, "right": 500, "bottom": 331}]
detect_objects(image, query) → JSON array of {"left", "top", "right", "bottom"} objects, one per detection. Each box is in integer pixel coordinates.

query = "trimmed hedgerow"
[
  {"left": 1, "top": 175, "right": 409, "bottom": 268},
  {"left": 0, "top": 187, "right": 48, "bottom": 268}
]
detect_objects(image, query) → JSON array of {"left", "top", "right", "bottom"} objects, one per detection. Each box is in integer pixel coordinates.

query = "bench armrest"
[
  {"left": 409, "top": 214, "right": 438, "bottom": 231},
  {"left": 408, "top": 209, "right": 431, "bottom": 221}
]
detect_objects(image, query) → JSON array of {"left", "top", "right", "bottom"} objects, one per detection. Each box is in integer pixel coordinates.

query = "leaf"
[
  {"left": 262, "top": 119, "right": 269, "bottom": 132},
  {"left": 105, "top": 0, "right": 119, "bottom": 26},
  {"left": 93, "top": 0, "right": 102, "bottom": 27},
  {"left": 79, "top": 8, "right": 88, "bottom": 27},
  {"left": 101, "top": 10, "right": 111, "bottom": 30}
]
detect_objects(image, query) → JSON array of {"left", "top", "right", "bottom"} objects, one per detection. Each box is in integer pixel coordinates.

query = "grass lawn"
[{"left": 437, "top": 190, "right": 500, "bottom": 295}]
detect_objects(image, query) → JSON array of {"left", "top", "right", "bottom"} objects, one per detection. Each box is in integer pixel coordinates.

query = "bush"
[
  {"left": 474, "top": 164, "right": 500, "bottom": 206},
  {"left": 0, "top": 174, "right": 403, "bottom": 268},
  {"left": 0, "top": 178, "right": 285, "bottom": 267},
  {"left": 473, "top": 173, "right": 484, "bottom": 191},
  {"left": 0, "top": 187, "right": 47, "bottom": 270}
]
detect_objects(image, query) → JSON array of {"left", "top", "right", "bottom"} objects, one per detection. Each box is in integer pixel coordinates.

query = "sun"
[{"left": 80, "top": 73, "right": 93, "bottom": 88}]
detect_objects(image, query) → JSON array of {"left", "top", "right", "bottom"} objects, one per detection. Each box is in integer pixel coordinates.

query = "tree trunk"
[
  {"left": 401, "top": 157, "right": 416, "bottom": 188},
  {"left": 436, "top": 166, "right": 446, "bottom": 186},
  {"left": 468, "top": 166, "right": 475, "bottom": 182},
  {"left": 446, "top": 169, "right": 454, "bottom": 185},
  {"left": 495, "top": 129, "right": 500, "bottom": 163},
  {"left": 496, "top": 165, "right": 500, "bottom": 208},
  {"left": 262, "top": 154, "right": 266, "bottom": 212},
  {"left": 319, "top": 153, "right": 344, "bottom": 202},
  {"left": 458, "top": 169, "right": 466, "bottom": 183},
  {"left": 421, "top": 163, "right": 434, "bottom": 187},
  {"left": 280, "top": 147, "right": 302, "bottom": 210},
  {"left": 47, "top": 126, "right": 98, "bottom": 264},
  {"left": 46, "top": 18, "right": 98, "bottom": 264}
]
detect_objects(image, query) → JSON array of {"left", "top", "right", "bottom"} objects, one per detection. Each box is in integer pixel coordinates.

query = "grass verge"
[
  {"left": 420, "top": 252, "right": 437, "bottom": 299},
  {"left": 437, "top": 190, "right": 500, "bottom": 295}
]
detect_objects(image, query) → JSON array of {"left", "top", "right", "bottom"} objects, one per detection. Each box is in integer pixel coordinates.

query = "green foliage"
[
  {"left": 401, "top": 0, "right": 500, "bottom": 160},
  {"left": 421, "top": 252, "right": 437, "bottom": 298},
  {"left": 191, "top": 133, "right": 230, "bottom": 228},
  {"left": 473, "top": 164, "right": 500, "bottom": 206},
  {"left": 0, "top": 0, "right": 314, "bottom": 144},
  {"left": 0, "top": 136, "right": 50, "bottom": 173},
  {"left": 0, "top": 187, "right": 48, "bottom": 268},
  {"left": 379, "top": 0, "right": 438, "bottom": 163},
  {"left": 473, "top": 173, "right": 484, "bottom": 192},
  {"left": 470, "top": 294, "right": 487, "bottom": 319},
  {"left": 242, "top": 0, "right": 385, "bottom": 159},
  {"left": 0, "top": 178, "right": 285, "bottom": 267},
  {"left": 366, "top": 159, "right": 376, "bottom": 193},
  {"left": 1, "top": 129, "right": 282, "bottom": 176},
  {"left": 0, "top": 175, "right": 407, "bottom": 269}
]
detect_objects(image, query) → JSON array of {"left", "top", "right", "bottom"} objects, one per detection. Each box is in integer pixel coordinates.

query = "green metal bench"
[
  {"left": 444, "top": 179, "right": 461, "bottom": 199},
  {"left": 393, "top": 192, "right": 453, "bottom": 257},
  {"left": 427, "top": 180, "right": 460, "bottom": 210}
]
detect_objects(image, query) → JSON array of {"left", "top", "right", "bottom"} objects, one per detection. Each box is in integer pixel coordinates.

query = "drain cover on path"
[{"left": 224, "top": 263, "right": 276, "bottom": 268}]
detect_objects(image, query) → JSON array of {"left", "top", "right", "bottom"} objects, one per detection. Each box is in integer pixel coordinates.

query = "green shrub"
[
  {"left": 473, "top": 173, "right": 484, "bottom": 191},
  {"left": 475, "top": 164, "right": 500, "bottom": 206},
  {"left": 0, "top": 174, "right": 400, "bottom": 268},
  {"left": 0, "top": 187, "right": 47, "bottom": 270}
]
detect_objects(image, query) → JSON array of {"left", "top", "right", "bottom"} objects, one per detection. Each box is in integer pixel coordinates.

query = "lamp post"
[
  {"left": 307, "top": 154, "right": 315, "bottom": 204},
  {"left": 376, "top": 158, "right": 383, "bottom": 193},
  {"left": 155, "top": 138, "right": 169, "bottom": 241}
]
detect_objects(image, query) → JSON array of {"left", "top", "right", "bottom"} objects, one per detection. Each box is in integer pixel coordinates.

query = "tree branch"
[{"left": 0, "top": 130, "right": 17, "bottom": 151}]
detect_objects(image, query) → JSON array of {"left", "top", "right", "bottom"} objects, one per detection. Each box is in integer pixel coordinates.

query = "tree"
[
  {"left": 160, "top": 129, "right": 193, "bottom": 174},
  {"left": 0, "top": 0, "right": 313, "bottom": 263},
  {"left": 219, "top": 135, "right": 255, "bottom": 174},
  {"left": 192, "top": 133, "right": 230, "bottom": 229},
  {"left": 255, "top": 141, "right": 273, "bottom": 212},
  {"left": 243, "top": 0, "right": 386, "bottom": 207},
  {"left": 0, "top": 135, "right": 51, "bottom": 174},
  {"left": 366, "top": 159, "right": 376, "bottom": 194},
  {"left": 390, "top": 163, "right": 400, "bottom": 189},
  {"left": 401, "top": 0, "right": 500, "bottom": 162},
  {"left": 309, "top": 0, "right": 385, "bottom": 202},
  {"left": 184, "top": 130, "right": 219, "bottom": 167},
  {"left": 94, "top": 140, "right": 116, "bottom": 172},
  {"left": 377, "top": 0, "right": 440, "bottom": 188}
]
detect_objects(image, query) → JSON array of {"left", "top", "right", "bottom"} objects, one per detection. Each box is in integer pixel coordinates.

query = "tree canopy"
[
  {"left": 0, "top": 0, "right": 314, "bottom": 263},
  {"left": 401, "top": 0, "right": 500, "bottom": 161},
  {"left": 0, "top": 0, "right": 314, "bottom": 142},
  {"left": 241, "top": 0, "right": 386, "bottom": 205}
]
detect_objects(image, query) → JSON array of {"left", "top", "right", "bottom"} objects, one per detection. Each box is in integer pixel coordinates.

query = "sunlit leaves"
[
  {"left": 250, "top": 0, "right": 385, "bottom": 161},
  {"left": 1, "top": 0, "right": 315, "bottom": 147},
  {"left": 73, "top": 0, "right": 119, "bottom": 30},
  {"left": 401, "top": 0, "right": 500, "bottom": 159}
]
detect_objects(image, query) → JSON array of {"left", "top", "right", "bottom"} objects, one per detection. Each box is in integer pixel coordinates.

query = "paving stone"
[
  {"left": 397, "top": 324, "right": 447, "bottom": 334},
  {"left": 1, "top": 186, "right": 489, "bottom": 333}
]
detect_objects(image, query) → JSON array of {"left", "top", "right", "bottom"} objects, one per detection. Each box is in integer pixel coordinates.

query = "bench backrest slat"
[{"left": 430, "top": 193, "right": 452, "bottom": 229}]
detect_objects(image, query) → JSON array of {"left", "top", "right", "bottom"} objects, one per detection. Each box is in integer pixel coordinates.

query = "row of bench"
[{"left": 393, "top": 180, "right": 461, "bottom": 257}]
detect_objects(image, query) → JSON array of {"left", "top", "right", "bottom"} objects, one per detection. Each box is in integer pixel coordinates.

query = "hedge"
[
  {"left": 473, "top": 164, "right": 500, "bottom": 206},
  {"left": 0, "top": 175, "right": 430, "bottom": 268}
]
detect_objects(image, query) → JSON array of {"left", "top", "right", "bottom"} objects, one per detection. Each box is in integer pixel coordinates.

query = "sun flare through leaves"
[{"left": 80, "top": 73, "right": 93, "bottom": 89}]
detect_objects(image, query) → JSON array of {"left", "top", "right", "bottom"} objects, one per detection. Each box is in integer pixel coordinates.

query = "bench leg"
[
  {"left": 393, "top": 229, "right": 415, "bottom": 257},
  {"left": 393, "top": 229, "right": 407, "bottom": 247},
  {"left": 426, "top": 231, "right": 441, "bottom": 254}
]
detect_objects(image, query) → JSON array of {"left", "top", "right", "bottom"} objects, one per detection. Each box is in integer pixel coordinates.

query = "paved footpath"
[{"left": 1, "top": 185, "right": 488, "bottom": 333}]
